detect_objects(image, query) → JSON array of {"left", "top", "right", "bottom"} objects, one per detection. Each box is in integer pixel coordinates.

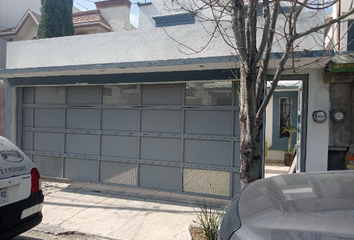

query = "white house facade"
[{"left": 0, "top": 0, "right": 336, "bottom": 198}]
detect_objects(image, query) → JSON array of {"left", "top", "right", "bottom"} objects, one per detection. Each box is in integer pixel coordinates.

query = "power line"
[{"left": 74, "top": 0, "right": 89, "bottom": 10}]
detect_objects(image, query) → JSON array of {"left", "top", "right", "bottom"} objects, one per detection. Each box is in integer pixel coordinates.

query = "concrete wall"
[
  {"left": 0, "top": 81, "right": 4, "bottom": 136},
  {"left": 6, "top": 22, "right": 234, "bottom": 70},
  {"left": 0, "top": 39, "right": 5, "bottom": 137},
  {"left": 6, "top": 15, "right": 326, "bottom": 71},
  {"left": 265, "top": 96, "right": 273, "bottom": 148},
  {"left": 0, "top": 0, "right": 41, "bottom": 28},
  {"left": 306, "top": 69, "right": 330, "bottom": 172},
  {"left": 0, "top": 39, "right": 6, "bottom": 69}
]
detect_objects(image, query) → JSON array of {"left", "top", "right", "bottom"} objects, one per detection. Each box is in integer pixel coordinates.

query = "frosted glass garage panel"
[
  {"left": 67, "top": 86, "right": 100, "bottom": 104},
  {"left": 183, "top": 168, "right": 230, "bottom": 196},
  {"left": 101, "top": 135, "right": 138, "bottom": 158},
  {"left": 34, "top": 109, "right": 64, "bottom": 129},
  {"left": 65, "top": 134, "right": 99, "bottom": 155},
  {"left": 101, "top": 109, "right": 138, "bottom": 132},
  {"left": 32, "top": 155, "right": 62, "bottom": 178},
  {"left": 35, "top": 87, "right": 65, "bottom": 104},
  {"left": 100, "top": 161, "right": 137, "bottom": 185},
  {"left": 140, "top": 137, "right": 181, "bottom": 162},
  {"left": 23, "top": 108, "right": 32, "bottom": 128},
  {"left": 33, "top": 132, "right": 63, "bottom": 152},
  {"left": 185, "top": 81, "right": 232, "bottom": 106},
  {"left": 139, "top": 165, "right": 181, "bottom": 191},
  {"left": 64, "top": 158, "right": 98, "bottom": 181},
  {"left": 185, "top": 110, "right": 232, "bottom": 136},
  {"left": 184, "top": 139, "right": 231, "bottom": 166},
  {"left": 142, "top": 84, "right": 183, "bottom": 105},
  {"left": 102, "top": 85, "right": 139, "bottom": 105},
  {"left": 234, "top": 142, "right": 241, "bottom": 167},
  {"left": 141, "top": 110, "right": 182, "bottom": 133},
  {"left": 23, "top": 88, "right": 34, "bottom": 104},
  {"left": 23, "top": 131, "right": 32, "bottom": 151},
  {"left": 66, "top": 109, "right": 99, "bottom": 130}
]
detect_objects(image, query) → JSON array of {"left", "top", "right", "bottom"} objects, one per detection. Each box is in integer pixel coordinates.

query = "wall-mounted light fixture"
[
  {"left": 331, "top": 110, "right": 345, "bottom": 123},
  {"left": 312, "top": 110, "right": 327, "bottom": 123}
]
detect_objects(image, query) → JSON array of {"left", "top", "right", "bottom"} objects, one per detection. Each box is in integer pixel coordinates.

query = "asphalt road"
[{"left": 12, "top": 230, "right": 110, "bottom": 240}]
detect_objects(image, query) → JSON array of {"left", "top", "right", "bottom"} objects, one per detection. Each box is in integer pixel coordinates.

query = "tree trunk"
[{"left": 239, "top": 67, "right": 262, "bottom": 187}]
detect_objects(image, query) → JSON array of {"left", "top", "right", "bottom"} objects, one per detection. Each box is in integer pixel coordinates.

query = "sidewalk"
[
  {"left": 36, "top": 179, "right": 229, "bottom": 240},
  {"left": 265, "top": 162, "right": 289, "bottom": 178}
]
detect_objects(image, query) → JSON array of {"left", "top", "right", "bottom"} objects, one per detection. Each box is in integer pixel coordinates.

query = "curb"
[{"left": 33, "top": 223, "right": 121, "bottom": 240}]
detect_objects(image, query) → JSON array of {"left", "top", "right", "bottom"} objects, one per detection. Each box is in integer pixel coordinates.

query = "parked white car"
[
  {"left": 218, "top": 171, "right": 354, "bottom": 240},
  {"left": 0, "top": 137, "right": 43, "bottom": 239}
]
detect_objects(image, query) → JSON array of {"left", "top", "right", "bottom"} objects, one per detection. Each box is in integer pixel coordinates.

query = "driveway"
[{"left": 19, "top": 179, "right": 229, "bottom": 240}]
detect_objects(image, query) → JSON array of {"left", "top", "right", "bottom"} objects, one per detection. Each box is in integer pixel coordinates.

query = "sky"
[{"left": 74, "top": 0, "right": 140, "bottom": 28}]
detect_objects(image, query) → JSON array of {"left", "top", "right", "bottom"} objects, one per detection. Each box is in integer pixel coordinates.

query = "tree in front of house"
[
  {"left": 38, "top": 0, "right": 75, "bottom": 39},
  {"left": 167, "top": 0, "right": 354, "bottom": 186}
]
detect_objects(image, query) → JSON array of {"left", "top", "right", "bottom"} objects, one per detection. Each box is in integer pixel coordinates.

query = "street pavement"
[
  {"left": 16, "top": 180, "right": 228, "bottom": 240},
  {"left": 14, "top": 164, "right": 287, "bottom": 240}
]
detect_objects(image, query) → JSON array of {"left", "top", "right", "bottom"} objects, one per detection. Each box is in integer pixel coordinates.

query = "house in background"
[
  {"left": 0, "top": 0, "right": 135, "bottom": 42},
  {"left": 266, "top": 82, "right": 300, "bottom": 162},
  {"left": 0, "top": 0, "right": 42, "bottom": 136}
]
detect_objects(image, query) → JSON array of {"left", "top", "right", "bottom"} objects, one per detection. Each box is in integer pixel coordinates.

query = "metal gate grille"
[{"left": 20, "top": 82, "right": 241, "bottom": 198}]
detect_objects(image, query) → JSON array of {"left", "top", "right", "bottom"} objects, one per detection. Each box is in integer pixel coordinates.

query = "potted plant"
[{"left": 283, "top": 125, "right": 297, "bottom": 166}]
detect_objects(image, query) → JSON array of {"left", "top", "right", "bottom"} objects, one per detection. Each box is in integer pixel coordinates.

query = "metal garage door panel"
[
  {"left": 100, "top": 161, "right": 137, "bottom": 185},
  {"left": 140, "top": 137, "right": 181, "bottom": 162},
  {"left": 65, "top": 158, "right": 98, "bottom": 181},
  {"left": 101, "top": 109, "right": 138, "bottom": 132},
  {"left": 183, "top": 168, "right": 230, "bottom": 196},
  {"left": 185, "top": 111, "right": 232, "bottom": 136},
  {"left": 139, "top": 165, "right": 180, "bottom": 191},
  {"left": 184, "top": 139, "right": 231, "bottom": 166},
  {"left": 233, "top": 172, "right": 241, "bottom": 196},
  {"left": 234, "top": 141, "right": 241, "bottom": 167},
  {"left": 102, "top": 85, "right": 139, "bottom": 105},
  {"left": 142, "top": 84, "right": 183, "bottom": 105},
  {"left": 32, "top": 155, "right": 62, "bottom": 178},
  {"left": 66, "top": 109, "right": 99, "bottom": 130},
  {"left": 33, "top": 132, "right": 63, "bottom": 152},
  {"left": 101, "top": 135, "right": 138, "bottom": 158},
  {"left": 23, "top": 108, "right": 33, "bottom": 128},
  {"left": 34, "top": 109, "right": 64, "bottom": 129},
  {"left": 35, "top": 87, "right": 65, "bottom": 104},
  {"left": 23, "top": 88, "right": 34, "bottom": 104},
  {"left": 65, "top": 134, "right": 99, "bottom": 155},
  {"left": 67, "top": 86, "right": 101, "bottom": 105},
  {"left": 141, "top": 110, "right": 182, "bottom": 133},
  {"left": 23, "top": 131, "right": 32, "bottom": 151}
]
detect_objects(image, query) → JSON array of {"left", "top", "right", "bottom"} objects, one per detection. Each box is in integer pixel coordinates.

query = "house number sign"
[{"left": 312, "top": 110, "right": 327, "bottom": 123}]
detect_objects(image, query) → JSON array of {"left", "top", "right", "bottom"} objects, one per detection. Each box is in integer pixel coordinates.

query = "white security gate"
[{"left": 20, "top": 82, "right": 241, "bottom": 198}]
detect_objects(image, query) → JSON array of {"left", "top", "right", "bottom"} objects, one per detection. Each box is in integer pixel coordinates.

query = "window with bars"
[{"left": 279, "top": 97, "right": 292, "bottom": 138}]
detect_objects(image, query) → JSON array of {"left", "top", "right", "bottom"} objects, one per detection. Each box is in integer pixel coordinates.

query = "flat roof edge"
[{"left": 0, "top": 50, "right": 332, "bottom": 78}]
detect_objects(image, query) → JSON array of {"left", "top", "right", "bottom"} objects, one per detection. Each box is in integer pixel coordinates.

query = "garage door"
[{"left": 20, "top": 82, "right": 241, "bottom": 198}]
